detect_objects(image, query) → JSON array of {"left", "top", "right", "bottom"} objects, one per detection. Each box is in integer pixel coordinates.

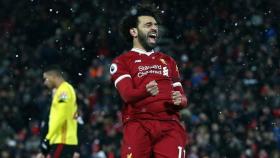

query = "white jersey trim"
[
  {"left": 115, "top": 74, "right": 131, "bottom": 87},
  {"left": 173, "top": 82, "right": 182, "bottom": 87},
  {"left": 131, "top": 48, "right": 154, "bottom": 56}
]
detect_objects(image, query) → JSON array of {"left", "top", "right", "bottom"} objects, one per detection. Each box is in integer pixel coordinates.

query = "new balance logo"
[
  {"left": 127, "top": 153, "right": 132, "bottom": 158},
  {"left": 135, "top": 60, "right": 141, "bottom": 63}
]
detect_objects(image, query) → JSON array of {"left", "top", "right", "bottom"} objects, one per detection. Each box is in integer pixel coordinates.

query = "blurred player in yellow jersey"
[{"left": 36, "top": 67, "right": 80, "bottom": 158}]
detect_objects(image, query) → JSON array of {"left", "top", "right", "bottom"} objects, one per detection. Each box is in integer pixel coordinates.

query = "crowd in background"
[{"left": 1, "top": 0, "right": 280, "bottom": 157}]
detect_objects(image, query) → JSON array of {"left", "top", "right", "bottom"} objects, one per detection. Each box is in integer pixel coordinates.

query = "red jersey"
[{"left": 110, "top": 48, "right": 187, "bottom": 122}]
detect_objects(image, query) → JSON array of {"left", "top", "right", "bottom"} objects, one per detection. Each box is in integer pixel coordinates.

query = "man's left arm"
[
  {"left": 172, "top": 83, "right": 187, "bottom": 108},
  {"left": 170, "top": 58, "right": 188, "bottom": 109}
]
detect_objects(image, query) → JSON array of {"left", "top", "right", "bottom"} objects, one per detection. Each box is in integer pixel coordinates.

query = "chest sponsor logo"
[{"left": 137, "top": 65, "right": 169, "bottom": 77}]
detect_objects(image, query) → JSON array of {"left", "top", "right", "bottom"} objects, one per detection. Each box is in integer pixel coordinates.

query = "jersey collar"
[{"left": 131, "top": 48, "right": 154, "bottom": 56}]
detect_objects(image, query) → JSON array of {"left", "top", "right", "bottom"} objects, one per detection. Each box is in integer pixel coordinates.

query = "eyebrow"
[{"left": 144, "top": 22, "right": 158, "bottom": 26}]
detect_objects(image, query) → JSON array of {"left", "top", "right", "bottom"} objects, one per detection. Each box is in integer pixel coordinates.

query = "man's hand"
[
  {"left": 146, "top": 80, "right": 159, "bottom": 96},
  {"left": 40, "top": 139, "right": 50, "bottom": 156},
  {"left": 172, "top": 91, "right": 182, "bottom": 106},
  {"left": 36, "top": 153, "right": 45, "bottom": 158},
  {"left": 73, "top": 152, "right": 80, "bottom": 158}
]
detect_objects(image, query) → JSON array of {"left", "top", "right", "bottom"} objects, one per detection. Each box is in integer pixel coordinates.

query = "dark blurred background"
[{"left": 1, "top": 0, "right": 280, "bottom": 157}]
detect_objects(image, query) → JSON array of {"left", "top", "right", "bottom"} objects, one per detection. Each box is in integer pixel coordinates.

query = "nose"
[
  {"left": 151, "top": 24, "right": 158, "bottom": 31},
  {"left": 44, "top": 79, "right": 48, "bottom": 85}
]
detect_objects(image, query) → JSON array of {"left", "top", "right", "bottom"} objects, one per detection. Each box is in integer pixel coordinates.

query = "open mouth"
[{"left": 148, "top": 33, "right": 157, "bottom": 43}]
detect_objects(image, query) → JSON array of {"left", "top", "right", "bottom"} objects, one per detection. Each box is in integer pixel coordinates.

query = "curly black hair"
[{"left": 119, "top": 3, "right": 161, "bottom": 43}]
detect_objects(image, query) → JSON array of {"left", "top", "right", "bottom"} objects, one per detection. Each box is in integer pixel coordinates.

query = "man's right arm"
[
  {"left": 111, "top": 57, "right": 159, "bottom": 104},
  {"left": 116, "top": 78, "right": 158, "bottom": 104},
  {"left": 39, "top": 104, "right": 50, "bottom": 156}
]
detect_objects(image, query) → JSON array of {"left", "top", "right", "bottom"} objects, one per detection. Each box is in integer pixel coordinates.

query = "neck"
[
  {"left": 133, "top": 41, "right": 146, "bottom": 51},
  {"left": 55, "top": 78, "right": 65, "bottom": 88}
]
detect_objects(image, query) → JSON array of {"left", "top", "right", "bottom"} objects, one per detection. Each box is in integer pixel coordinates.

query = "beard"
[{"left": 137, "top": 29, "right": 157, "bottom": 51}]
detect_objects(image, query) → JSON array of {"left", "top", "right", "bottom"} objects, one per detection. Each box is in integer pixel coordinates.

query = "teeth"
[{"left": 149, "top": 34, "right": 157, "bottom": 38}]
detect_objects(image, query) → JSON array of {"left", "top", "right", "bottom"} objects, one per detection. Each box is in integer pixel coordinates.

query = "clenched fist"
[
  {"left": 146, "top": 80, "right": 159, "bottom": 96},
  {"left": 172, "top": 91, "right": 183, "bottom": 106}
]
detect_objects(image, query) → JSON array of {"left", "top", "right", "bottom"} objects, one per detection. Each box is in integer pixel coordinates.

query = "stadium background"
[{"left": 1, "top": 0, "right": 280, "bottom": 157}]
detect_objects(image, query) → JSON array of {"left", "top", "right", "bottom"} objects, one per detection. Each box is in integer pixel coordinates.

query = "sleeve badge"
[
  {"left": 58, "top": 91, "right": 68, "bottom": 102},
  {"left": 110, "top": 63, "right": 118, "bottom": 75}
]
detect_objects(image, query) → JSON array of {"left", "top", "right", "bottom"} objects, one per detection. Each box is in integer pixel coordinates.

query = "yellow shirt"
[{"left": 46, "top": 82, "right": 78, "bottom": 145}]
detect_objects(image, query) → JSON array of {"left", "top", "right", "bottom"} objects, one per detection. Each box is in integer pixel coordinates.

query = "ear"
[{"left": 129, "top": 28, "right": 138, "bottom": 37}]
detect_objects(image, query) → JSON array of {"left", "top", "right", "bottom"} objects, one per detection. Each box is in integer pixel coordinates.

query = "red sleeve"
[
  {"left": 110, "top": 57, "right": 150, "bottom": 104},
  {"left": 116, "top": 77, "right": 150, "bottom": 104},
  {"left": 170, "top": 57, "right": 188, "bottom": 108}
]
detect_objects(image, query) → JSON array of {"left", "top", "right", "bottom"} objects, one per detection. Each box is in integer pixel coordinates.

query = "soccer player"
[
  {"left": 36, "top": 67, "right": 80, "bottom": 158},
  {"left": 110, "top": 4, "right": 188, "bottom": 158}
]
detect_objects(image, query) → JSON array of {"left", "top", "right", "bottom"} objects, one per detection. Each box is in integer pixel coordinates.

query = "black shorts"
[{"left": 50, "top": 144, "right": 77, "bottom": 158}]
